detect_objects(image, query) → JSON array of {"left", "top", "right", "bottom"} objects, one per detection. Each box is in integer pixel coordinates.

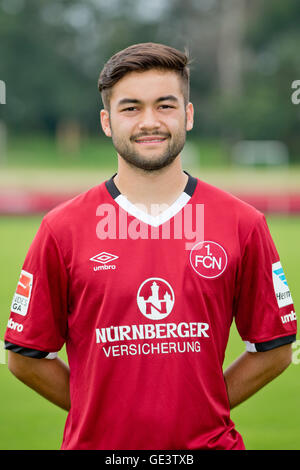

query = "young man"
[{"left": 4, "top": 43, "right": 297, "bottom": 450}]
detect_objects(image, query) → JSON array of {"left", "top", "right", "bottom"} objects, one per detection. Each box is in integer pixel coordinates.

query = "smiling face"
[{"left": 100, "top": 69, "right": 194, "bottom": 172}]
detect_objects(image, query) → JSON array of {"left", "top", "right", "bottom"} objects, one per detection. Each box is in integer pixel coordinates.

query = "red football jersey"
[{"left": 5, "top": 172, "right": 297, "bottom": 450}]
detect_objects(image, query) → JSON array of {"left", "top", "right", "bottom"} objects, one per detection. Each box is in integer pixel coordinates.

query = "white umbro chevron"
[{"left": 90, "top": 252, "right": 119, "bottom": 264}]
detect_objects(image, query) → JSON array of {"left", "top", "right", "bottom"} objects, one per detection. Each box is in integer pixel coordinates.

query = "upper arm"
[
  {"left": 4, "top": 218, "right": 68, "bottom": 360},
  {"left": 7, "top": 349, "right": 57, "bottom": 374},
  {"left": 233, "top": 214, "right": 297, "bottom": 354},
  {"left": 7, "top": 349, "right": 44, "bottom": 379},
  {"left": 247, "top": 343, "right": 293, "bottom": 373}
]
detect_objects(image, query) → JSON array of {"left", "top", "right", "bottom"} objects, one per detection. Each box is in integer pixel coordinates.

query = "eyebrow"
[{"left": 117, "top": 95, "right": 179, "bottom": 107}]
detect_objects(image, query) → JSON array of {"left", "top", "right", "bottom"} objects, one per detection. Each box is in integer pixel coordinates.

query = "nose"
[{"left": 138, "top": 108, "right": 161, "bottom": 131}]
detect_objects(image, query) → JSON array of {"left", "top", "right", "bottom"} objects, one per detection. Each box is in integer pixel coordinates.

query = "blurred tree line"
[{"left": 0, "top": 0, "right": 299, "bottom": 158}]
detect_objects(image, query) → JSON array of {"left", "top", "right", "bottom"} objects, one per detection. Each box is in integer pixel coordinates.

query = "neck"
[{"left": 113, "top": 155, "right": 188, "bottom": 215}]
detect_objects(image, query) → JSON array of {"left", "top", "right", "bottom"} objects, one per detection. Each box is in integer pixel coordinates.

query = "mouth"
[{"left": 134, "top": 136, "right": 168, "bottom": 145}]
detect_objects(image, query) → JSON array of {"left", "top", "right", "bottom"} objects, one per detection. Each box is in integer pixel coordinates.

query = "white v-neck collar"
[
  {"left": 114, "top": 191, "right": 191, "bottom": 227},
  {"left": 105, "top": 171, "right": 198, "bottom": 228}
]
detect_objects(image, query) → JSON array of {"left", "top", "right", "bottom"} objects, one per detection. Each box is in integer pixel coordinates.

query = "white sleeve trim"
[
  {"left": 244, "top": 341, "right": 257, "bottom": 352},
  {"left": 45, "top": 352, "right": 58, "bottom": 359}
]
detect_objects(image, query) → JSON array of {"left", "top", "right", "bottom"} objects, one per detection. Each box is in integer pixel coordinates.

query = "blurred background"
[{"left": 0, "top": 0, "right": 299, "bottom": 450}]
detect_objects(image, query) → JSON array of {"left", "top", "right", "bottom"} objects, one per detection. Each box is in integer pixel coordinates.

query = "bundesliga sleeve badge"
[
  {"left": 11, "top": 270, "right": 33, "bottom": 316},
  {"left": 272, "top": 261, "right": 293, "bottom": 308}
]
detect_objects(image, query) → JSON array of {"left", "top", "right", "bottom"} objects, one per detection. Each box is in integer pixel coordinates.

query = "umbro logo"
[
  {"left": 90, "top": 252, "right": 119, "bottom": 264},
  {"left": 90, "top": 252, "right": 118, "bottom": 271}
]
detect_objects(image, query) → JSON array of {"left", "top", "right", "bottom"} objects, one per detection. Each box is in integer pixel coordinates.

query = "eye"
[
  {"left": 122, "top": 107, "right": 138, "bottom": 112},
  {"left": 159, "top": 105, "right": 175, "bottom": 109}
]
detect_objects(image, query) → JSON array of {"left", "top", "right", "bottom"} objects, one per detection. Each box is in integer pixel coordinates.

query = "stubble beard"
[{"left": 109, "top": 119, "right": 187, "bottom": 172}]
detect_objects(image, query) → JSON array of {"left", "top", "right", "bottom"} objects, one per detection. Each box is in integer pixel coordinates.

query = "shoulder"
[
  {"left": 42, "top": 179, "right": 110, "bottom": 234},
  {"left": 191, "top": 176, "right": 268, "bottom": 250},
  {"left": 192, "top": 176, "right": 264, "bottom": 224}
]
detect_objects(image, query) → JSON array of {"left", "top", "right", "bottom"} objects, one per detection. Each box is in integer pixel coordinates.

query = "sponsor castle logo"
[
  {"left": 137, "top": 278, "right": 174, "bottom": 320},
  {"left": 95, "top": 277, "right": 210, "bottom": 358}
]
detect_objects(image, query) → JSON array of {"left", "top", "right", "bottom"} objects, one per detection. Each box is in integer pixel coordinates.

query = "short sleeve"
[
  {"left": 4, "top": 218, "right": 68, "bottom": 356},
  {"left": 233, "top": 214, "right": 297, "bottom": 352}
]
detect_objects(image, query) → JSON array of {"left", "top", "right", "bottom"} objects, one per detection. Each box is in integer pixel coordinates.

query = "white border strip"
[
  {"left": 115, "top": 192, "right": 191, "bottom": 227},
  {"left": 45, "top": 352, "right": 58, "bottom": 360},
  {"left": 244, "top": 341, "right": 257, "bottom": 352}
]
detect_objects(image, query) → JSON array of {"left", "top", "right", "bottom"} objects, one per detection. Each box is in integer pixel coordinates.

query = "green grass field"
[{"left": 0, "top": 214, "right": 299, "bottom": 450}]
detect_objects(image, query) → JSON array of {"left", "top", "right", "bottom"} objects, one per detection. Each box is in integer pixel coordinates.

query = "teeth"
[{"left": 137, "top": 139, "right": 165, "bottom": 143}]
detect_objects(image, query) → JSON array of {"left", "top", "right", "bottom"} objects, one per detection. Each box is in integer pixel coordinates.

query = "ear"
[
  {"left": 185, "top": 102, "right": 194, "bottom": 132},
  {"left": 100, "top": 109, "right": 112, "bottom": 137}
]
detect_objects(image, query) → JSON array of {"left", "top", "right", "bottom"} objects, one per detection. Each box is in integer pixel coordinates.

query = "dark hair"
[{"left": 98, "top": 42, "right": 191, "bottom": 110}]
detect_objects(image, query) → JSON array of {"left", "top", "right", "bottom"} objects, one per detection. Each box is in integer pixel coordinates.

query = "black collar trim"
[{"left": 105, "top": 170, "right": 197, "bottom": 200}]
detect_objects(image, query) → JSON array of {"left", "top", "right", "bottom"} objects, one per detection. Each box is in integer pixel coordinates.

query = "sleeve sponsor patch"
[
  {"left": 11, "top": 270, "right": 33, "bottom": 316},
  {"left": 272, "top": 261, "right": 293, "bottom": 308}
]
